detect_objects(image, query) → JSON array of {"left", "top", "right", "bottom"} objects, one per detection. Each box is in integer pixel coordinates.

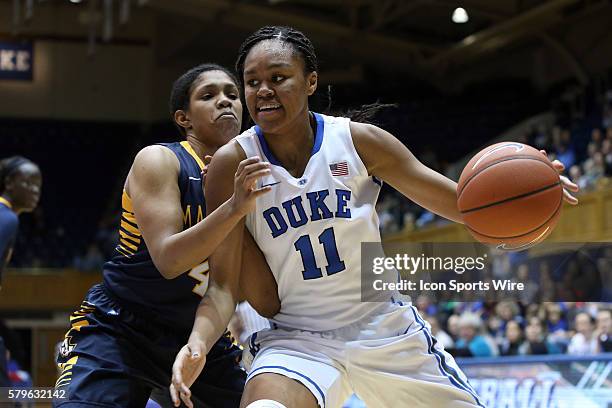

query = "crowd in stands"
[
  {"left": 374, "top": 89, "right": 612, "bottom": 361},
  {"left": 417, "top": 299, "right": 611, "bottom": 358},
  {"left": 378, "top": 89, "right": 612, "bottom": 235}
]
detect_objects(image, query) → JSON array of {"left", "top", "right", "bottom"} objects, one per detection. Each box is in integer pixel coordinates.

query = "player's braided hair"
[
  {"left": 0, "top": 156, "right": 32, "bottom": 194},
  {"left": 236, "top": 26, "right": 317, "bottom": 87},
  {"left": 169, "top": 63, "right": 239, "bottom": 137},
  {"left": 236, "top": 26, "right": 394, "bottom": 125}
]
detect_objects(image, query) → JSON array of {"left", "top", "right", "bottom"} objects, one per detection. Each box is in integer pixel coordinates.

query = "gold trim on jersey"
[
  {"left": 0, "top": 197, "right": 12, "bottom": 209},
  {"left": 180, "top": 141, "right": 205, "bottom": 171},
  {"left": 56, "top": 299, "right": 97, "bottom": 389},
  {"left": 114, "top": 190, "right": 142, "bottom": 257},
  {"left": 55, "top": 355, "right": 78, "bottom": 389}
]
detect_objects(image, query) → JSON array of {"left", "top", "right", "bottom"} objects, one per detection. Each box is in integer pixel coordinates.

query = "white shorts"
[{"left": 245, "top": 301, "right": 484, "bottom": 408}]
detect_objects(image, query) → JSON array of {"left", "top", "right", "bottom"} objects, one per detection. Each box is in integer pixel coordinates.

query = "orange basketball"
[{"left": 457, "top": 142, "right": 563, "bottom": 251}]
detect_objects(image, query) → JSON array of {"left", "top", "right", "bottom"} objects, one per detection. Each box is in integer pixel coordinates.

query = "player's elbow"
[{"left": 153, "top": 256, "right": 183, "bottom": 280}]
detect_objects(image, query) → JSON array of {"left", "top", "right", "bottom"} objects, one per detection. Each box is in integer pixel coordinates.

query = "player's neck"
[
  {"left": 263, "top": 111, "right": 315, "bottom": 174},
  {"left": 185, "top": 135, "right": 215, "bottom": 161}
]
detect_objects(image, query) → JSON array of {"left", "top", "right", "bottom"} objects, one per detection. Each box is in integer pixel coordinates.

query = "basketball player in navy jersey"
[
  {"left": 171, "top": 28, "right": 579, "bottom": 408},
  {"left": 0, "top": 156, "right": 42, "bottom": 388},
  {"left": 55, "top": 64, "right": 278, "bottom": 407},
  {"left": 0, "top": 156, "right": 41, "bottom": 289}
]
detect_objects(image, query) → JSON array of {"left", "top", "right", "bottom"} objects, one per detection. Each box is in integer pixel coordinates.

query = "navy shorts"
[{"left": 54, "top": 284, "right": 245, "bottom": 408}]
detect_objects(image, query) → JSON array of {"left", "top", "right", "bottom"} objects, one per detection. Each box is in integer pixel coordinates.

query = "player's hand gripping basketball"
[
  {"left": 229, "top": 157, "right": 272, "bottom": 216},
  {"left": 541, "top": 150, "right": 580, "bottom": 205},
  {"left": 170, "top": 340, "right": 205, "bottom": 408}
]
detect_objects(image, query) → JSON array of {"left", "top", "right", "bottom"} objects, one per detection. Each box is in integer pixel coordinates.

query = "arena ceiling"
[
  {"left": 145, "top": 0, "right": 612, "bottom": 82},
  {"left": 2, "top": 0, "right": 611, "bottom": 88}
]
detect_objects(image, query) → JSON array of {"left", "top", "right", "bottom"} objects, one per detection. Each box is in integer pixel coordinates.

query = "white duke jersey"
[{"left": 236, "top": 112, "right": 393, "bottom": 331}]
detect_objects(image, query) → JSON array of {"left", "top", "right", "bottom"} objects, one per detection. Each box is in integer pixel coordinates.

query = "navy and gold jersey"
[
  {"left": 103, "top": 141, "right": 209, "bottom": 334},
  {"left": 0, "top": 197, "right": 18, "bottom": 284}
]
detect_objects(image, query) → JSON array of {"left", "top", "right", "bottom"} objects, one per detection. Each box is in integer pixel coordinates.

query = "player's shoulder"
[
  {"left": 133, "top": 144, "right": 180, "bottom": 171},
  {"left": 127, "top": 144, "right": 181, "bottom": 193},
  {"left": 0, "top": 205, "right": 18, "bottom": 234},
  {"left": 212, "top": 139, "right": 247, "bottom": 168}
]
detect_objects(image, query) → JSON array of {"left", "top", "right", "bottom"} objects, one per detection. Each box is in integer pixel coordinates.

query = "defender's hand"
[
  {"left": 170, "top": 341, "right": 206, "bottom": 408},
  {"left": 201, "top": 155, "right": 213, "bottom": 191},
  {"left": 230, "top": 157, "right": 272, "bottom": 216}
]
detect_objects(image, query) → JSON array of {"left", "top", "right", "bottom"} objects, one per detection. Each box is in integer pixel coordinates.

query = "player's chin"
[
  {"left": 215, "top": 120, "right": 241, "bottom": 140},
  {"left": 254, "top": 108, "right": 285, "bottom": 130},
  {"left": 25, "top": 196, "right": 40, "bottom": 212}
]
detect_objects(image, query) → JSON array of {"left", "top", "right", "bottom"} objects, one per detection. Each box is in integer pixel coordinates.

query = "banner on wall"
[
  {"left": 459, "top": 354, "right": 612, "bottom": 408},
  {"left": 0, "top": 41, "right": 33, "bottom": 81}
]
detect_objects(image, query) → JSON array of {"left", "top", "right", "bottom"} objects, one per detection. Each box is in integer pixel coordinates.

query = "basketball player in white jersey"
[{"left": 171, "top": 26, "right": 579, "bottom": 408}]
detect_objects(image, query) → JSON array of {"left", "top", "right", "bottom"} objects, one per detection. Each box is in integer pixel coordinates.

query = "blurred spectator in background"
[
  {"left": 546, "top": 303, "right": 568, "bottom": 334},
  {"left": 602, "top": 139, "right": 612, "bottom": 176},
  {"left": 376, "top": 196, "right": 396, "bottom": 234},
  {"left": 455, "top": 313, "right": 498, "bottom": 357},
  {"left": 525, "top": 304, "right": 545, "bottom": 321},
  {"left": 73, "top": 243, "right": 105, "bottom": 272},
  {"left": 532, "top": 123, "right": 551, "bottom": 151},
  {"left": 516, "top": 264, "right": 538, "bottom": 304},
  {"left": 555, "top": 129, "right": 576, "bottom": 169},
  {"left": 491, "top": 249, "right": 511, "bottom": 280},
  {"left": 415, "top": 210, "right": 436, "bottom": 229},
  {"left": 416, "top": 294, "right": 437, "bottom": 316},
  {"left": 426, "top": 315, "right": 454, "bottom": 349},
  {"left": 569, "top": 165, "right": 589, "bottom": 191},
  {"left": 538, "top": 261, "right": 557, "bottom": 302},
  {"left": 500, "top": 320, "right": 523, "bottom": 356},
  {"left": 447, "top": 314, "right": 461, "bottom": 342},
  {"left": 602, "top": 90, "right": 612, "bottom": 129},
  {"left": 521, "top": 317, "right": 562, "bottom": 355},
  {"left": 582, "top": 146, "right": 605, "bottom": 190},
  {"left": 590, "top": 128, "right": 603, "bottom": 148},
  {"left": 595, "top": 308, "right": 611, "bottom": 352},
  {"left": 568, "top": 312, "right": 599, "bottom": 355},
  {"left": 495, "top": 301, "right": 522, "bottom": 338},
  {"left": 545, "top": 303, "right": 569, "bottom": 347},
  {"left": 95, "top": 214, "right": 120, "bottom": 259}
]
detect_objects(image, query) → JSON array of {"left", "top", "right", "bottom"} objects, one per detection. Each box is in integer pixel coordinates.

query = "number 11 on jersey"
[{"left": 294, "top": 227, "right": 345, "bottom": 280}]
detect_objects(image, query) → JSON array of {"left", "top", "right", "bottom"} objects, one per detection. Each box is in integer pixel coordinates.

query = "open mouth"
[{"left": 257, "top": 103, "right": 282, "bottom": 113}]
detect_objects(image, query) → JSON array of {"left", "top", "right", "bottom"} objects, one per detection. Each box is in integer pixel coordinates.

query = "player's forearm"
[
  {"left": 418, "top": 168, "right": 464, "bottom": 224},
  {"left": 188, "top": 283, "right": 237, "bottom": 352},
  {"left": 393, "top": 163, "right": 464, "bottom": 224},
  {"left": 155, "top": 197, "right": 243, "bottom": 279}
]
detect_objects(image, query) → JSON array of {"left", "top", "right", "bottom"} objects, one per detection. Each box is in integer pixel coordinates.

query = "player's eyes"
[
  {"left": 202, "top": 94, "right": 213, "bottom": 100},
  {"left": 246, "top": 79, "right": 259, "bottom": 87},
  {"left": 228, "top": 93, "right": 238, "bottom": 100},
  {"left": 272, "top": 75, "right": 285, "bottom": 83}
]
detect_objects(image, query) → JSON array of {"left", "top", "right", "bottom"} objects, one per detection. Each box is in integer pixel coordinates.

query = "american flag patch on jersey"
[{"left": 329, "top": 161, "right": 349, "bottom": 176}]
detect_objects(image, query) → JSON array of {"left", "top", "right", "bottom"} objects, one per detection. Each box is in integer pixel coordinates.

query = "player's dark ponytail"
[
  {"left": 324, "top": 85, "right": 397, "bottom": 124},
  {"left": 0, "top": 156, "right": 31, "bottom": 194}
]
